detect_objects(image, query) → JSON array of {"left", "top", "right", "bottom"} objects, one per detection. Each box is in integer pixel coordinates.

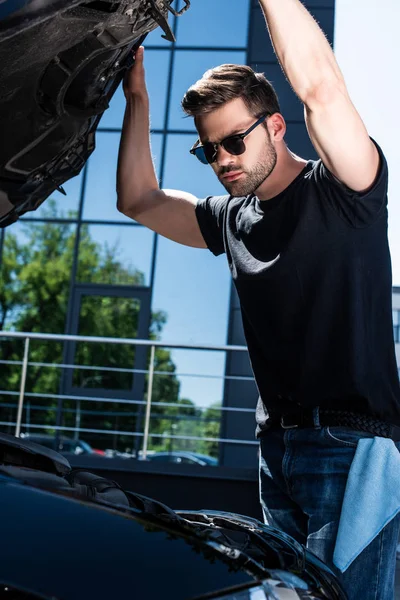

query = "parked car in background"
[
  {"left": 142, "top": 451, "right": 219, "bottom": 466},
  {"left": 0, "top": 0, "right": 190, "bottom": 226},
  {"left": 0, "top": 432, "right": 347, "bottom": 599},
  {"left": 103, "top": 448, "right": 134, "bottom": 459},
  {"left": 20, "top": 433, "right": 105, "bottom": 456}
]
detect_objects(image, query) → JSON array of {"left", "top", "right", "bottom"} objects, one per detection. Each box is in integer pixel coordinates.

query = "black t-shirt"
[{"left": 195, "top": 141, "right": 400, "bottom": 436}]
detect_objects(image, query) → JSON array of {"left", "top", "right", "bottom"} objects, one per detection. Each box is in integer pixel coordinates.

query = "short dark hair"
[{"left": 181, "top": 64, "right": 281, "bottom": 119}]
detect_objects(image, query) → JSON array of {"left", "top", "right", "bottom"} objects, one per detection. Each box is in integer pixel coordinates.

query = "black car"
[
  {"left": 19, "top": 433, "right": 101, "bottom": 455},
  {"left": 0, "top": 432, "right": 347, "bottom": 599},
  {"left": 142, "top": 451, "right": 219, "bottom": 466},
  {"left": 0, "top": 0, "right": 190, "bottom": 227}
]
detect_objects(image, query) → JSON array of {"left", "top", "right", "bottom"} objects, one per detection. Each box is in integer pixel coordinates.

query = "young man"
[{"left": 117, "top": 1, "right": 400, "bottom": 597}]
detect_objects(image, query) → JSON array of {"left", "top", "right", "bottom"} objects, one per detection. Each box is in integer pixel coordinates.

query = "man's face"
[{"left": 196, "top": 97, "right": 277, "bottom": 197}]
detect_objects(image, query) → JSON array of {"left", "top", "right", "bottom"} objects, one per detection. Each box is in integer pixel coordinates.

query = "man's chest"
[{"left": 224, "top": 193, "right": 347, "bottom": 280}]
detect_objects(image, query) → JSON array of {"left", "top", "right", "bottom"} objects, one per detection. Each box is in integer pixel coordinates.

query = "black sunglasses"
[{"left": 189, "top": 113, "right": 269, "bottom": 165}]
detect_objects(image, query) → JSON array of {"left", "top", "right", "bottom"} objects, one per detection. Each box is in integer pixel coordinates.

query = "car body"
[
  {"left": 0, "top": 431, "right": 347, "bottom": 599},
  {"left": 0, "top": 0, "right": 190, "bottom": 226}
]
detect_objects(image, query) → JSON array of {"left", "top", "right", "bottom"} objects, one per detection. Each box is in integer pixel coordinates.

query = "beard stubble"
[{"left": 221, "top": 135, "right": 278, "bottom": 197}]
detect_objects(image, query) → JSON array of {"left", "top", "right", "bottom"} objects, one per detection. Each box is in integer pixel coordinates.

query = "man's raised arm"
[
  {"left": 117, "top": 47, "right": 206, "bottom": 249},
  {"left": 258, "top": 0, "right": 379, "bottom": 192}
]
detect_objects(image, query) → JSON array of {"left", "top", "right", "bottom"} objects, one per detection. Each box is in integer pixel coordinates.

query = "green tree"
[
  {"left": 148, "top": 399, "right": 221, "bottom": 460},
  {"left": 198, "top": 403, "right": 221, "bottom": 458}
]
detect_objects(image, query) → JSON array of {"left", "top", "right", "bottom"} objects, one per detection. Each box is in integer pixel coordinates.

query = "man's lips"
[{"left": 221, "top": 171, "right": 243, "bottom": 182}]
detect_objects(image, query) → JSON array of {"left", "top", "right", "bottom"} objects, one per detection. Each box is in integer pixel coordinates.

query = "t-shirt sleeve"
[
  {"left": 195, "top": 195, "right": 229, "bottom": 256},
  {"left": 316, "top": 138, "right": 388, "bottom": 228}
]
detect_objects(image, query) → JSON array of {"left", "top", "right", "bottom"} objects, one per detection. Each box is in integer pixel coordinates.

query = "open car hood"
[{"left": 0, "top": 0, "right": 190, "bottom": 227}]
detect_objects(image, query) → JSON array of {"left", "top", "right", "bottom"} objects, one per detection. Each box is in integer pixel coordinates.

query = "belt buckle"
[{"left": 280, "top": 416, "right": 299, "bottom": 430}]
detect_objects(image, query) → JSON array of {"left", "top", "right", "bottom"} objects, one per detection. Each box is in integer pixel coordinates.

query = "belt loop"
[{"left": 312, "top": 407, "right": 321, "bottom": 429}]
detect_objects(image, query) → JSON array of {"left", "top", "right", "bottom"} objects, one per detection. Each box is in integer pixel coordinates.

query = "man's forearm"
[
  {"left": 258, "top": 0, "right": 344, "bottom": 103},
  {"left": 116, "top": 94, "right": 159, "bottom": 215}
]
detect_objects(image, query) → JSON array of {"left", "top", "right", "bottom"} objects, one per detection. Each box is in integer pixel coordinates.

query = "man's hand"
[
  {"left": 258, "top": 0, "right": 379, "bottom": 193},
  {"left": 123, "top": 46, "right": 147, "bottom": 100}
]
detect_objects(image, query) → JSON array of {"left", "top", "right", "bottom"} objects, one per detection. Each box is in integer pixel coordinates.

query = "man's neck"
[{"left": 256, "top": 146, "right": 308, "bottom": 201}]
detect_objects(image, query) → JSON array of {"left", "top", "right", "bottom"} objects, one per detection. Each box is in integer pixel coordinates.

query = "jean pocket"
[{"left": 323, "top": 426, "right": 375, "bottom": 448}]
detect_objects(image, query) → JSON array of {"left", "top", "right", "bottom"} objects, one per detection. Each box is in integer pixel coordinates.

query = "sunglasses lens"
[
  {"left": 223, "top": 136, "right": 246, "bottom": 156},
  {"left": 203, "top": 143, "right": 217, "bottom": 164},
  {"left": 192, "top": 135, "right": 246, "bottom": 165},
  {"left": 194, "top": 147, "right": 209, "bottom": 165}
]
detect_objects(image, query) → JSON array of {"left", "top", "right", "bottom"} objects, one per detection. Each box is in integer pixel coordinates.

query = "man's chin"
[{"left": 223, "top": 178, "right": 252, "bottom": 197}]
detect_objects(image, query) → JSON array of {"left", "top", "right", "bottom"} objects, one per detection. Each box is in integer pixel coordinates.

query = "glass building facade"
[{"left": 0, "top": 0, "right": 337, "bottom": 468}]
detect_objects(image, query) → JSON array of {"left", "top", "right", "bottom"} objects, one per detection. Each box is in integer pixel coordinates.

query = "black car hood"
[
  {"left": 0, "top": 429, "right": 346, "bottom": 599},
  {"left": 0, "top": 0, "right": 189, "bottom": 226},
  {"left": 0, "top": 476, "right": 255, "bottom": 600},
  {"left": 0, "top": 473, "right": 346, "bottom": 599}
]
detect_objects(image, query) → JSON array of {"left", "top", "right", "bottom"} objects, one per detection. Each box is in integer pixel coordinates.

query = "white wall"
[{"left": 334, "top": 0, "right": 400, "bottom": 284}]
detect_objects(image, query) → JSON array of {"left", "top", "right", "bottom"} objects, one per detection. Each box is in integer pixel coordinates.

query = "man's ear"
[{"left": 268, "top": 113, "right": 286, "bottom": 142}]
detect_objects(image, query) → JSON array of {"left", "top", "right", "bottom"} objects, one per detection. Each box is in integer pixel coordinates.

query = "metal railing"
[{"left": 0, "top": 331, "right": 258, "bottom": 459}]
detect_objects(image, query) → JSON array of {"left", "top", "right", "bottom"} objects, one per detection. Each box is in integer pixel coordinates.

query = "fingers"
[
  {"left": 132, "top": 46, "right": 145, "bottom": 79},
  {"left": 123, "top": 46, "right": 146, "bottom": 99},
  {"left": 134, "top": 45, "right": 144, "bottom": 64}
]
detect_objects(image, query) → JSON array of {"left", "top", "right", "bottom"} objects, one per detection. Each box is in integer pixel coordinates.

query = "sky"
[{"left": 334, "top": 0, "right": 400, "bottom": 283}]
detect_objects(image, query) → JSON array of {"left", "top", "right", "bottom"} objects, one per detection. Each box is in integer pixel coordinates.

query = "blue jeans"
[{"left": 259, "top": 425, "right": 400, "bottom": 600}]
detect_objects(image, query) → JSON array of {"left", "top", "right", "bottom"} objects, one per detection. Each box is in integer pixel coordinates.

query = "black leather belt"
[{"left": 276, "top": 408, "right": 400, "bottom": 442}]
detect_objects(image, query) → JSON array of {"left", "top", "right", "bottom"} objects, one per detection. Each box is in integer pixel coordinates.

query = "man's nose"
[{"left": 216, "top": 145, "right": 235, "bottom": 167}]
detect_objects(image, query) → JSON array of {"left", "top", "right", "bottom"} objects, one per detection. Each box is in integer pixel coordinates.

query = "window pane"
[
  {"left": 82, "top": 132, "right": 163, "bottom": 222},
  {"left": 0, "top": 221, "right": 75, "bottom": 330},
  {"left": 0, "top": 221, "right": 76, "bottom": 423},
  {"left": 68, "top": 295, "right": 147, "bottom": 449},
  {"left": 153, "top": 237, "right": 230, "bottom": 346},
  {"left": 148, "top": 347, "right": 226, "bottom": 463},
  {"left": 72, "top": 295, "right": 141, "bottom": 391},
  {"left": 162, "top": 134, "right": 227, "bottom": 198},
  {"left": 169, "top": 348, "right": 226, "bottom": 408},
  {"left": 99, "top": 50, "right": 171, "bottom": 130},
  {"left": 175, "top": 0, "right": 250, "bottom": 48},
  {"left": 76, "top": 224, "right": 154, "bottom": 286},
  {"left": 168, "top": 50, "right": 247, "bottom": 130},
  {"left": 22, "top": 170, "right": 83, "bottom": 220},
  {"left": 151, "top": 234, "right": 231, "bottom": 460}
]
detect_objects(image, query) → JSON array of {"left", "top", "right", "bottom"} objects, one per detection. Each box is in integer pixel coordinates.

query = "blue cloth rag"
[{"left": 333, "top": 437, "right": 400, "bottom": 572}]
